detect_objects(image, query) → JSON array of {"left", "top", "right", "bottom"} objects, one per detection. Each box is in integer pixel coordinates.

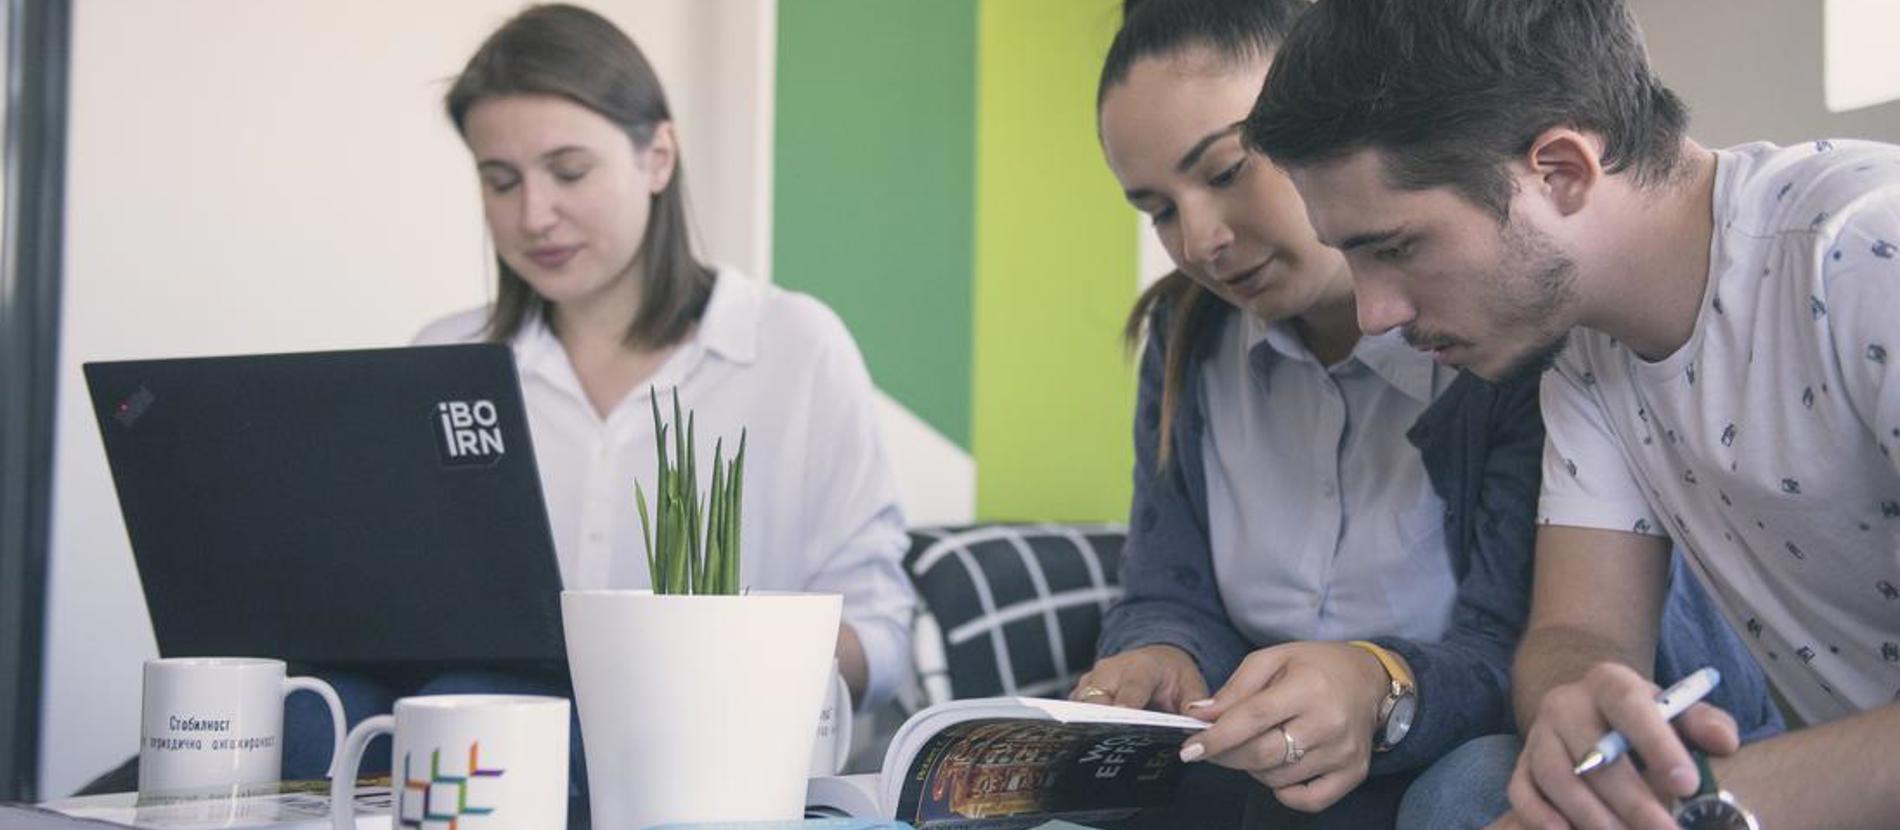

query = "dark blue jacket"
[{"left": 1099, "top": 301, "right": 1783, "bottom": 776}]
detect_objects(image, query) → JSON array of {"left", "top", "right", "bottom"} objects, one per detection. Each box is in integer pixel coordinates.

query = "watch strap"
[
  {"left": 1691, "top": 749, "right": 1718, "bottom": 799},
  {"left": 1348, "top": 640, "right": 1414, "bottom": 749},
  {"left": 1347, "top": 640, "right": 1415, "bottom": 691}
]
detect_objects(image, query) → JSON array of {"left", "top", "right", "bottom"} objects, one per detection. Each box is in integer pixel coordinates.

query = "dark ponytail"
[{"left": 1121, "top": 274, "right": 1215, "bottom": 470}]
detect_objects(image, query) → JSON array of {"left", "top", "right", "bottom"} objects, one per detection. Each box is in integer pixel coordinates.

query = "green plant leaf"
[
  {"left": 727, "top": 429, "right": 746, "bottom": 594},
  {"left": 634, "top": 480, "right": 657, "bottom": 587},
  {"left": 635, "top": 386, "right": 745, "bottom": 595}
]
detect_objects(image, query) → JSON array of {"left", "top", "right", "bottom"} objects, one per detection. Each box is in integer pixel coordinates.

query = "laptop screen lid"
[{"left": 83, "top": 343, "right": 565, "bottom": 667}]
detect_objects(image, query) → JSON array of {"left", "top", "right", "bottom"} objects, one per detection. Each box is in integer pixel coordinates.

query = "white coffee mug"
[
  {"left": 807, "top": 660, "right": 854, "bottom": 776},
  {"left": 331, "top": 694, "right": 569, "bottom": 830},
  {"left": 140, "top": 657, "right": 346, "bottom": 793}
]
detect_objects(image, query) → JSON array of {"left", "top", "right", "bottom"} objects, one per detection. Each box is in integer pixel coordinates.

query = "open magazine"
[
  {"left": 23, "top": 779, "right": 392, "bottom": 829},
  {"left": 808, "top": 698, "right": 1252, "bottom": 830}
]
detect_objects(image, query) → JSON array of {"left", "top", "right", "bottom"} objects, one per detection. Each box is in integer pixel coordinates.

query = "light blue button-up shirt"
[{"left": 1201, "top": 311, "right": 1460, "bottom": 646}]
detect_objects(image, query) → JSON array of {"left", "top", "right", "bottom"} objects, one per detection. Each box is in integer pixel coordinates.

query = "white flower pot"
[{"left": 562, "top": 590, "right": 842, "bottom": 829}]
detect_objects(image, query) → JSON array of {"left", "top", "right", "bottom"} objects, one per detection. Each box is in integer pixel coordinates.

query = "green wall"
[
  {"left": 971, "top": 1, "right": 1135, "bottom": 521},
  {"left": 775, "top": 0, "right": 1136, "bottom": 522},
  {"left": 774, "top": 1, "right": 977, "bottom": 450}
]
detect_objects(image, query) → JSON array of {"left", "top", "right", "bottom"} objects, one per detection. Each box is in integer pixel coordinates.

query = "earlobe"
[{"left": 1527, "top": 128, "right": 1603, "bottom": 217}]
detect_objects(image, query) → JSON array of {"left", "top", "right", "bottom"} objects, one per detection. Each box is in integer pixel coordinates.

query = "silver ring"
[
  {"left": 1079, "top": 685, "right": 1110, "bottom": 699},
  {"left": 1281, "top": 728, "right": 1305, "bottom": 765}
]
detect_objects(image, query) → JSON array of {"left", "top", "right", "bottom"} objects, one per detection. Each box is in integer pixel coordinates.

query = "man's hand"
[
  {"left": 1069, "top": 643, "right": 1208, "bottom": 714},
  {"left": 1497, "top": 661, "right": 1740, "bottom": 830}
]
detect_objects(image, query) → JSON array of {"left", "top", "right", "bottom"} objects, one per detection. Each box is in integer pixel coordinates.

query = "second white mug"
[{"left": 331, "top": 694, "right": 570, "bottom": 830}]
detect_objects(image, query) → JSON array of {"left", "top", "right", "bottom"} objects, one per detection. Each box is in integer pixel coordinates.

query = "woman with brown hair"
[
  {"left": 413, "top": 3, "right": 910, "bottom": 713},
  {"left": 282, "top": 2, "right": 911, "bottom": 790}
]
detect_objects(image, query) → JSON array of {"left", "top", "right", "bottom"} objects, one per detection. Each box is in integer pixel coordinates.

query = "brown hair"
[
  {"left": 1121, "top": 274, "right": 1215, "bottom": 468},
  {"left": 1102, "top": 0, "right": 1307, "bottom": 468},
  {"left": 446, "top": 3, "right": 714, "bottom": 347}
]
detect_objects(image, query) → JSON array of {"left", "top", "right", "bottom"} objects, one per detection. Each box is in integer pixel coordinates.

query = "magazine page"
[
  {"left": 877, "top": 697, "right": 1207, "bottom": 816},
  {"left": 34, "top": 780, "right": 392, "bottom": 830},
  {"left": 1001, "top": 700, "right": 1207, "bottom": 731},
  {"left": 871, "top": 699, "right": 1219, "bottom": 829},
  {"left": 892, "top": 718, "right": 1194, "bottom": 830}
]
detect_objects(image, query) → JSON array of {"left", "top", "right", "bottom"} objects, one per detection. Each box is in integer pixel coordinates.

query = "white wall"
[
  {"left": 43, "top": 0, "right": 773, "bottom": 797},
  {"left": 1824, "top": 0, "right": 1900, "bottom": 114},
  {"left": 1631, "top": 0, "right": 1900, "bottom": 146}
]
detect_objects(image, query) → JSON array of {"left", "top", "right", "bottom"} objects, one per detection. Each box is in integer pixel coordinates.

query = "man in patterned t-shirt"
[{"left": 1239, "top": 0, "right": 1900, "bottom": 827}]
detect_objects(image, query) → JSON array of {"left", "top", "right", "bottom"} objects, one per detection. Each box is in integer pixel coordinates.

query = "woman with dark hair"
[
  {"left": 279, "top": 2, "right": 911, "bottom": 788},
  {"left": 413, "top": 2, "right": 911, "bottom": 714},
  {"left": 1074, "top": 0, "right": 1779, "bottom": 825}
]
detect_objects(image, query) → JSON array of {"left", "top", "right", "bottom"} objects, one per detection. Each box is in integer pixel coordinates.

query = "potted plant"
[{"left": 561, "top": 389, "right": 841, "bottom": 829}]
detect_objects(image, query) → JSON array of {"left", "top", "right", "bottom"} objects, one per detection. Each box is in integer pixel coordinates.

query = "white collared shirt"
[
  {"left": 1539, "top": 140, "right": 1900, "bottom": 724},
  {"left": 1201, "top": 313, "right": 1461, "bottom": 646},
  {"left": 415, "top": 268, "right": 915, "bottom": 708}
]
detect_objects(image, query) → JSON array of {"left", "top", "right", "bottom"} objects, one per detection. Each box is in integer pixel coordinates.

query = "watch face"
[
  {"left": 1384, "top": 694, "right": 1417, "bottom": 745},
  {"left": 1675, "top": 794, "right": 1758, "bottom": 830}
]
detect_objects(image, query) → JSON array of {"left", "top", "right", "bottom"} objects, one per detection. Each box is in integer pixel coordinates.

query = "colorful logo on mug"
[{"left": 399, "top": 743, "right": 505, "bottom": 829}]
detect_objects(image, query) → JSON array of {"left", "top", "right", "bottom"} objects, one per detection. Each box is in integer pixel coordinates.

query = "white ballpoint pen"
[{"left": 1573, "top": 667, "right": 1722, "bottom": 775}]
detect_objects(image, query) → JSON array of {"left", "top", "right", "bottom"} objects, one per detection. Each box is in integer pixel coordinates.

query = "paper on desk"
[{"left": 33, "top": 783, "right": 391, "bottom": 829}]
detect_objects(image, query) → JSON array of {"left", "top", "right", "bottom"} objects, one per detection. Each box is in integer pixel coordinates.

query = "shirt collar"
[
  {"left": 1246, "top": 315, "right": 1437, "bottom": 406},
  {"left": 512, "top": 309, "right": 564, "bottom": 382},
  {"left": 510, "top": 264, "right": 763, "bottom": 380},
  {"left": 692, "top": 265, "right": 763, "bottom": 366},
  {"left": 1350, "top": 329, "right": 1438, "bottom": 406}
]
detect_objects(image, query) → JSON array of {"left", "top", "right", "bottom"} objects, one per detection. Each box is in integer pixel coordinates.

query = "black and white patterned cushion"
[{"left": 903, "top": 524, "right": 1125, "bottom": 706}]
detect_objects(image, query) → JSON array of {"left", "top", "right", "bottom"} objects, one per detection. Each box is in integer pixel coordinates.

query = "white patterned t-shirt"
[{"left": 1538, "top": 140, "right": 1900, "bottom": 725}]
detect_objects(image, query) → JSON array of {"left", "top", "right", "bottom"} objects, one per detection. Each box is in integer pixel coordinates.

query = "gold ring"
[
  {"left": 1281, "top": 728, "right": 1305, "bottom": 765},
  {"left": 1079, "top": 685, "right": 1110, "bottom": 699}
]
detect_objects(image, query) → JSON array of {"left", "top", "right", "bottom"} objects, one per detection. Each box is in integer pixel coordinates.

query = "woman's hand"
[
  {"left": 1068, "top": 644, "right": 1209, "bottom": 714},
  {"left": 1177, "top": 641, "right": 1394, "bottom": 812}
]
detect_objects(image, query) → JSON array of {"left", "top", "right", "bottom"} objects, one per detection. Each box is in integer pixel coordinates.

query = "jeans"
[
  {"left": 1225, "top": 764, "right": 1422, "bottom": 829},
  {"left": 281, "top": 669, "right": 398, "bottom": 779},
  {"left": 1396, "top": 733, "right": 1519, "bottom": 830}
]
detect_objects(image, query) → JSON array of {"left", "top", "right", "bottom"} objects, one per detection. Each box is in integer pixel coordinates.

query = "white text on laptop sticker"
[{"left": 436, "top": 400, "right": 505, "bottom": 467}]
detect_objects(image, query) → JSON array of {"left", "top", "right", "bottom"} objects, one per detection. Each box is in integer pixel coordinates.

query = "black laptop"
[{"left": 83, "top": 343, "right": 566, "bottom": 669}]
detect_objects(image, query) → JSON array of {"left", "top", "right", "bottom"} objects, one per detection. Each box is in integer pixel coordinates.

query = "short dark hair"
[
  {"left": 1244, "top": 0, "right": 1689, "bottom": 219},
  {"left": 447, "top": 3, "right": 713, "bottom": 348}
]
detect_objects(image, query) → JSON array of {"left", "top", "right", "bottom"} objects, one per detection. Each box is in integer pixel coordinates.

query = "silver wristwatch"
[{"left": 1673, "top": 751, "right": 1759, "bottom": 830}]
